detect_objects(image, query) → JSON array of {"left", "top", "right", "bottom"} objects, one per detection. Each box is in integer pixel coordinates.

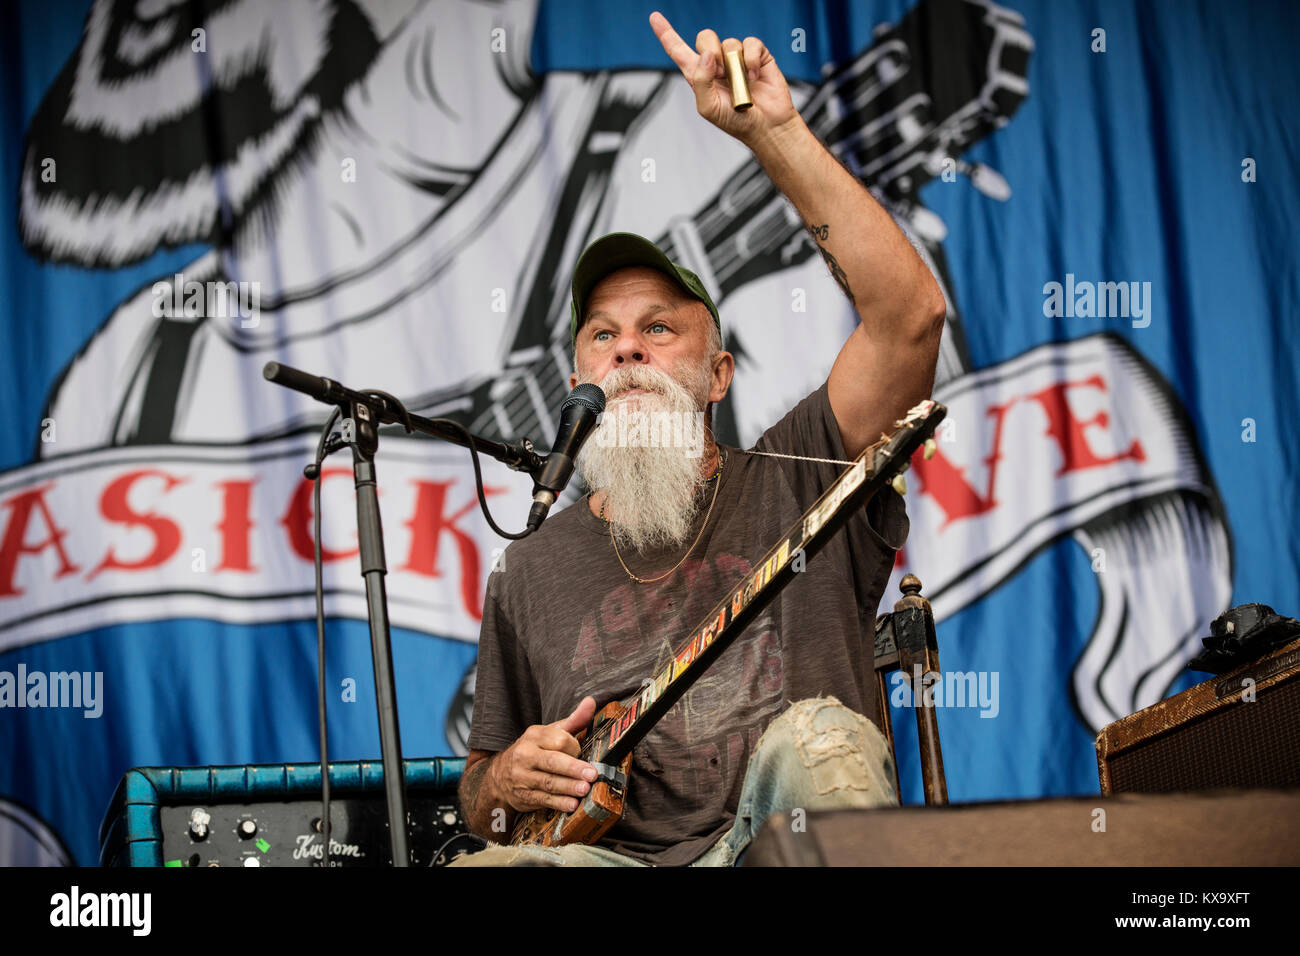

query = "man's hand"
[
  {"left": 649, "top": 11, "right": 799, "bottom": 148},
  {"left": 487, "top": 696, "right": 600, "bottom": 815}
]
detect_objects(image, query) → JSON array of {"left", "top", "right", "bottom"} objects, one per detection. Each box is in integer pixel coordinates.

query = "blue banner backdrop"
[{"left": 0, "top": 0, "right": 1296, "bottom": 865}]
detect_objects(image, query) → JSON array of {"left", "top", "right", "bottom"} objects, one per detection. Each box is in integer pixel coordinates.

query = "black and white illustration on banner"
[{"left": 11, "top": 0, "right": 1231, "bottom": 762}]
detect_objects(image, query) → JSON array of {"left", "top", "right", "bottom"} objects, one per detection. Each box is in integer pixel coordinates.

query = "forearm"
[
  {"left": 749, "top": 118, "right": 944, "bottom": 337},
  {"left": 458, "top": 755, "right": 516, "bottom": 842}
]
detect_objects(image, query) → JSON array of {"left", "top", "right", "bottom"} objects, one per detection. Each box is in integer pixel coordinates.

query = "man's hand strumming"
[{"left": 487, "top": 696, "right": 600, "bottom": 814}]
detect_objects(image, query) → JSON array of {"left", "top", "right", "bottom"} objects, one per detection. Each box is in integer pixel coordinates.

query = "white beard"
[{"left": 575, "top": 359, "right": 715, "bottom": 553}]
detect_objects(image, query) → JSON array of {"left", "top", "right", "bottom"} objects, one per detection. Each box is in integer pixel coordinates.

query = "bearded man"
[{"left": 452, "top": 13, "right": 945, "bottom": 866}]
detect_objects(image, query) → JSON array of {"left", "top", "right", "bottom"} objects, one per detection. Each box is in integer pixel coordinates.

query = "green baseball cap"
[{"left": 569, "top": 232, "right": 721, "bottom": 345}]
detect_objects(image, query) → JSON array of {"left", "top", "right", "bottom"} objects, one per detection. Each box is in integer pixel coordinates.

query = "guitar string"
[{"left": 748, "top": 449, "right": 855, "bottom": 465}]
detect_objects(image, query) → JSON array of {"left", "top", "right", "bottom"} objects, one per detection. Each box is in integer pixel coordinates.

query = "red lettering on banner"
[
  {"left": 1026, "top": 377, "right": 1146, "bottom": 474},
  {"left": 215, "top": 479, "right": 257, "bottom": 572},
  {"left": 401, "top": 481, "right": 503, "bottom": 622},
  {"left": 281, "top": 469, "right": 358, "bottom": 563},
  {"left": 90, "top": 470, "right": 186, "bottom": 579},
  {"left": 912, "top": 377, "right": 1142, "bottom": 528},
  {"left": 0, "top": 483, "right": 81, "bottom": 596},
  {"left": 910, "top": 398, "right": 1017, "bottom": 527}
]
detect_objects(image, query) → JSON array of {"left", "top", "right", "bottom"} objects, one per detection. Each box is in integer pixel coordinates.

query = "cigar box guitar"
[{"left": 509, "top": 398, "right": 947, "bottom": 847}]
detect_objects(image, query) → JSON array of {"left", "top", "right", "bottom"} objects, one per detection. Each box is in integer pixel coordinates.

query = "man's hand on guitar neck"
[{"left": 459, "top": 696, "right": 601, "bottom": 841}]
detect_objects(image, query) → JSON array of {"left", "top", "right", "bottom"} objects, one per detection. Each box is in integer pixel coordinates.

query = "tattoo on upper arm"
[{"left": 805, "top": 222, "right": 856, "bottom": 307}]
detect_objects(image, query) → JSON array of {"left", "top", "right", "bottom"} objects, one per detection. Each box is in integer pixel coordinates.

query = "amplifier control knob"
[
  {"left": 238, "top": 819, "right": 258, "bottom": 839},
  {"left": 189, "top": 808, "right": 211, "bottom": 841}
]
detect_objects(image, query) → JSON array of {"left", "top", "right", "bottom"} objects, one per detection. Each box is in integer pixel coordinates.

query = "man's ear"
[{"left": 709, "top": 350, "right": 735, "bottom": 405}]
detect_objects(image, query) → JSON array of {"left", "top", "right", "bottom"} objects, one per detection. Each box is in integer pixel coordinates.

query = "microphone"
[{"left": 527, "top": 383, "right": 606, "bottom": 531}]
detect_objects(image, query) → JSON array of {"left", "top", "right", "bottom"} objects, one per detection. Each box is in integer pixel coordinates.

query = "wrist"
[
  {"left": 746, "top": 114, "right": 813, "bottom": 164},
  {"left": 480, "top": 753, "right": 503, "bottom": 808},
  {"left": 473, "top": 755, "right": 517, "bottom": 840}
]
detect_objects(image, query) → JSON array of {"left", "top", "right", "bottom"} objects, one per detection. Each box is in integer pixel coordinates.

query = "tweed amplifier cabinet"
[
  {"left": 1096, "top": 636, "right": 1300, "bottom": 795},
  {"left": 742, "top": 789, "right": 1300, "bottom": 865},
  {"left": 99, "top": 757, "right": 473, "bottom": 867}
]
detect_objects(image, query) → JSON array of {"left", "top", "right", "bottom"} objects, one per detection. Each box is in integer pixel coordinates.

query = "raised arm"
[{"left": 650, "top": 11, "right": 946, "bottom": 458}]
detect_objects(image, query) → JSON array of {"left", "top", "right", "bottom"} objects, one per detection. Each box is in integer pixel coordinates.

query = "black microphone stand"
[{"left": 264, "top": 362, "right": 543, "bottom": 865}]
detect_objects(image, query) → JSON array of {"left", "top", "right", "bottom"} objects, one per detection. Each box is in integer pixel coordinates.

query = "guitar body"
[{"left": 509, "top": 701, "right": 633, "bottom": 847}]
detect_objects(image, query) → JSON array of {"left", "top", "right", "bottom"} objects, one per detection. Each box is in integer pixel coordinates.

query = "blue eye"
[{"left": 649, "top": 322, "right": 667, "bottom": 333}]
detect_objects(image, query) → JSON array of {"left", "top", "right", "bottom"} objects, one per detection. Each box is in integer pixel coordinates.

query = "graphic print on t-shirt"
[{"left": 566, "top": 549, "right": 787, "bottom": 837}]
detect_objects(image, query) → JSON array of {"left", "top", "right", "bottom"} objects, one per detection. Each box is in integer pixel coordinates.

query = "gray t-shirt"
[{"left": 468, "top": 380, "right": 908, "bottom": 865}]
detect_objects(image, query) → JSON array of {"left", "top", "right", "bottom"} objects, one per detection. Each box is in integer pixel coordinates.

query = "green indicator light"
[
  {"left": 164, "top": 859, "right": 182, "bottom": 867},
  {"left": 256, "top": 838, "right": 271, "bottom": 853}
]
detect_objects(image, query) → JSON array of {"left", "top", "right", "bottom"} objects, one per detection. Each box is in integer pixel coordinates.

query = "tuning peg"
[
  {"left": 923, "top": 438, "right": 937, "bottom": 460},
  {"left": 891, "top": 474, "right": 907, "bottom": 495}
]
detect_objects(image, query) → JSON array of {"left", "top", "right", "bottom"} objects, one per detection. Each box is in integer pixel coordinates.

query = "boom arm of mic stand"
[{"left": 263, "top": 361, "right": 544, "bottom": 476}]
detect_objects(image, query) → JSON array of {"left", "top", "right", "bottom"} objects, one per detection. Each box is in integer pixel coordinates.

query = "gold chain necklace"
[{"left": 599, "top": 448, "right": 725, "bottom": 584}]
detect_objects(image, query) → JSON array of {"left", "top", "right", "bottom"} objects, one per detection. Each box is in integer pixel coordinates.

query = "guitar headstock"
[{"left": 864, "top": 399, "right": 947, "bottom": 496}]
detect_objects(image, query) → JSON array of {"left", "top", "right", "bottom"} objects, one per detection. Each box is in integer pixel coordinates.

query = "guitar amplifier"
[
  {"left": 742, "top": 789, "right": 1300, "bottom": 865},
  {"left": 1096, "top": 636, "right": 1300, "bottom": 794},
  {"left": 99, "top": 758, "right": 475, "bottom": 867}
]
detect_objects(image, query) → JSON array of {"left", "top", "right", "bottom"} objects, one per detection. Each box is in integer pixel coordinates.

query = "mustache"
[{"left": 594, "top": 367, "right": 676, "bottom": 400}]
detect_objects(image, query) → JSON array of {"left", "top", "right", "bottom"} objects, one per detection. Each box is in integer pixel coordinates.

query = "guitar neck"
[{"left": 589, "top": 402, "right": 945, "bottom": 766}]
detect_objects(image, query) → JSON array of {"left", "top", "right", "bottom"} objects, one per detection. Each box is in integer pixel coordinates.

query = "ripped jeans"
[{"left": 447, "top": 696, "right": 898, "bottom": 867}]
